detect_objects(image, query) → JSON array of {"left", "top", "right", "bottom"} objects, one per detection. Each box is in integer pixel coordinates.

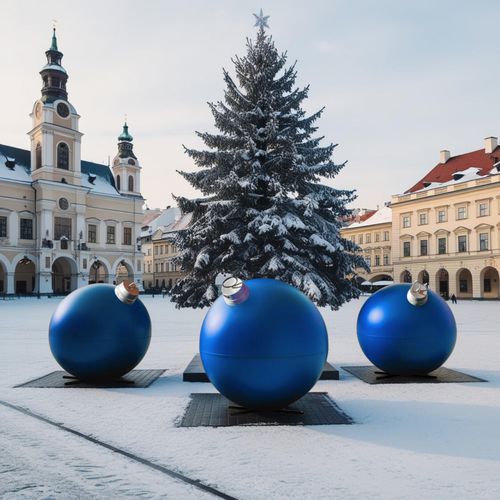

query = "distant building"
[
  {"left": 392, "top": 138, "right": 500, "bottom": 299},
  {"left": 150, "top": 212, "right": 192, "bottom": 290},
  {"left": 341, "top": 205, "right": 393, "bottom": 286},
  {"left": 342, "top": 136, "right": 500, "bottom": 299},
  {"left": 0, "top": 29, "right": 144, "bottom": 295}
]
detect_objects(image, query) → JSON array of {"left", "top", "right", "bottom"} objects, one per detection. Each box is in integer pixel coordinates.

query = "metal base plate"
[
  {"left": 341, "top": 365, "right": 487, "bottom": 385},
  {"left": 183, "top": 353, "right": 339, "bottom": 382},
  {"left": 15, "top": 369, "right": 166, "bottom": 388},
  {"left": 178, "top": 392, "right": 353, "bottom": 427}
]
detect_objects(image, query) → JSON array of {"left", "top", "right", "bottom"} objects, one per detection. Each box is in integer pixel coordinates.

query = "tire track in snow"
[{"left": 0, "top": 400, "right": 237, "bottom": 500}]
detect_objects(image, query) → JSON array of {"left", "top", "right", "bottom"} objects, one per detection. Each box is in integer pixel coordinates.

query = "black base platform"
[
  {"left": 341, "top": 365, "right": 487, "bottom": 385},
  {"left": 178, "top": 392, "right": 353, "bottom": 427},
  {"left": 15, "top": 369, "right": 166, "bottom": 388},
  {"left": 183, "top": 354, "right": 339, "bottom": 382}
]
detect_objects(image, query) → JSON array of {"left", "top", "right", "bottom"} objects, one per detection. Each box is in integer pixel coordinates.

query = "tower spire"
[
  {"left": 40, "top": 27, "right": 68, "bottom": 102},
  {"left": 50, "top": 27, "right": 58, "bottom": 51}
]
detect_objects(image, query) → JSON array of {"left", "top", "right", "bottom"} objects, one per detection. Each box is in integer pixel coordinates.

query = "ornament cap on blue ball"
[
  {"left": 200, "top": 277, "right": 329, "bottom": 410},
  {"left": 357, "top": 281, "right": 457, "bottom": 376},
  {"left": 49, "top": 281, "right": 152, "bottom": 382}
]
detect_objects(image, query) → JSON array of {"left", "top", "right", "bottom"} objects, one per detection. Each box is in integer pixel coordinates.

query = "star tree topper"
[{"left": 253, "top": 8, "right": 270, "bottom": 30}]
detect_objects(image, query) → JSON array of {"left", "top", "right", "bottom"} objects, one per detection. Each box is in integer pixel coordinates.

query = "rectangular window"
[
  {"left": 460, "top": 279, "right": 468, "bottom": 293},
  {"left": 106, "top": 226, "right": 115, "bottom": 244},
  {"left": 160, "top": 245, "right": 164, "bottom": 254},
  {"left": 479, "top": 233, "right": 489, "bottom": 251},
  {"left": 83, "top": 258, "right": 87, "bottom": 270},
  {"left": 457, "top": 206, "right": 467, "bottom": 220},
  {"left": 403, "top": 241, "right": 411, "bottom": 257},
  {"left": 155, "top": 263, "right": 159, "bottom": 273},
  {"left": 160, "top": 262, "right": 164, "bottom": 272},
  {"left": 351, "top": 236, "right": 355, "bottom": 242},
  {"left": 0, "top": 216, "right": 7, "bottom": 237},
  {"left": 45, "top": 256, "right": 51, "bottom": 268},
  {"left": 375, "top": 255, "right": 380, "bottom": 266},
  {"left": 383, "top": 231, "right": 389, "bottom": 241},
  {"left": 366, "top": 234, "right": 371, "bottom": 243},
  {"left": 438, "top": 237, "right": 446, "bottom": 254},
  {"left": 420, "top": 239, "right": 428, "bottom": 256},
  {"left": 479, "top": 202, "right": 489, "bottom": 217},
  {"left": 419, "top": 213, "right": 427, "bottom": 225},
  {"left": 484, "top": 278, "right": 492, "bottom": 293},
  {"left": 154, "top": 246, "right": 159, "bottom": 255},
  {"left": 359, "top": 235, "right": 363, "bottom": 244},
  {"left": 458, "top": 235, "right": 467, "bottom": 252},
  {"left": 20, "top": 218, "right": 33, "bottom": 240},
  {"left": 54, "top": 217, "right": 72, "bottom": 240},
  {"left": 375, "top": 233, "right": 380, "bottom": 242},
  {"left": 88, "top": 224, "right": 97, "bottom": 243},
  {"left": 123, "top": 227, "right": 132, "bottom": 246},
  {"left": 383, "top": 254, "right": 389, "bottom": 265},
  {"left": 365, "top": 256, "right": 371, "bottom": 267},
  {"left": 402, "top": 215, "right": 410, "bottom": 228}
]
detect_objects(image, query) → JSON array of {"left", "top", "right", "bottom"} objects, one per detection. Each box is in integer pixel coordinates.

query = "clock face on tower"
[{"left": 57, "top": 102, "right": 70, "bottom": 118}]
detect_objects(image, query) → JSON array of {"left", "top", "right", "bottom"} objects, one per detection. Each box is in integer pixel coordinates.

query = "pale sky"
[{"left": 1, "top": 0, "right": 499, "bottom": 211}]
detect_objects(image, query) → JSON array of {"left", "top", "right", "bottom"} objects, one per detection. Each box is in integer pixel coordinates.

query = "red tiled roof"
[
  {"left": 359, "top": 210, "right": 377, "bottom": 222},
  {"left": 407, "top": 147, "right": 500, "bottom": 193}
]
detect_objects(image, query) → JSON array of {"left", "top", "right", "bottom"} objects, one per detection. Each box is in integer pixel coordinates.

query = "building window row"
[
  {"left": 86, "top": 224, "right": 133, "bottom": 245},
  {"left": 401, "top": 200, "right": 492, "bottom": 229},
  {"left": 402, "top": 232, "right": 492, "bottom": 257}
]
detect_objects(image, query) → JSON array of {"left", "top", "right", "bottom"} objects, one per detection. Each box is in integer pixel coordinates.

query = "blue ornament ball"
[
  {"left": 200, "top": 278, "right": 329, "bottom": 410},
  {"left": 49, "top": 282, "right": 151, "bottom": 381},
  {"left": 357, "top": 283, "right": 457, "bottom": 375}
]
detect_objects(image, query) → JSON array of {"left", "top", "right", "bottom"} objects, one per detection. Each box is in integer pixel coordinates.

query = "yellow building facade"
[
  {"left": 0, "top": 30, "right": 144, "bottom": 294},
  {"left": 342, "top": 137, "right": 500, "bottom": 299}
]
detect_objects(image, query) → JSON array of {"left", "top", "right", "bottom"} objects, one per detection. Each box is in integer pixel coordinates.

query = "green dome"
[{"left": 118, "top": 122, "right": 133, "bottom": 142}]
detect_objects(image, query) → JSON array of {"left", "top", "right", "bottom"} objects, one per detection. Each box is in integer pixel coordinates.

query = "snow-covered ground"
[{"left": 0, "top": 296, "right": 499, "bottom": 499}]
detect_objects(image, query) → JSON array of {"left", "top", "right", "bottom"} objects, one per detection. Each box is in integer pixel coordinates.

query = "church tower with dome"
[
  {"left": 112, "top": 122, "right": 142, "bottom": 196},
  {"left": 0, "top": 29, "right": 145, "bottom": 295}
]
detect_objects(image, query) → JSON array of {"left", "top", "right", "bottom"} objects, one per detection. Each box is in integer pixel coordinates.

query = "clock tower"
[
  {"left": 112, "top": 122, "right": 142, "bottom": 196},
  {"left": 29, "top": 28, "right": 82, "bottom": 185}
]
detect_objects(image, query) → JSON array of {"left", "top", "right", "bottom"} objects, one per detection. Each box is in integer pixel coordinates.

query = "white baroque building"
[{"left": 0, "top": 29, "right": 144, "bottom": 295}]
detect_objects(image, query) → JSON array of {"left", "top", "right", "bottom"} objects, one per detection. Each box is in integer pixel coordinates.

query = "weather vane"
[{"left": 253, "top": 8, "right": 270, "bottom": 30}]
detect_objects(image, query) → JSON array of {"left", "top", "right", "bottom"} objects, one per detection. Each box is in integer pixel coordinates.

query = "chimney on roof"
[
  {"left": 484, "top": 136, "right": 498, "bottom": 154},
  {"left": 440, "top": 150, "right": 451, "bottom": 163}
]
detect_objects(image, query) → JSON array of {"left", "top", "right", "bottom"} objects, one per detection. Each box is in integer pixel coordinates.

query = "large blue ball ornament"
[
  {"left": 200, "top": 277, "right": 329, "bottom": 410},
  {"left": 49, "top": 281, "right": 151, "bottom": 381},
  {"left": 357, "top": 282, "right": 456, "bottom": 375}
]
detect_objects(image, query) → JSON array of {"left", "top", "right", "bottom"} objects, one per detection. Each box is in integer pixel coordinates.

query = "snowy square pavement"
[{"left": 0, "top": 296, "right": 499, "bottom": 499}]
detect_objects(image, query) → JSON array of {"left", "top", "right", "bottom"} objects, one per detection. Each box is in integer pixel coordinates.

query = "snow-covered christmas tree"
[{"left": 171, "top": 10, "right": 367, "bottom": 309}]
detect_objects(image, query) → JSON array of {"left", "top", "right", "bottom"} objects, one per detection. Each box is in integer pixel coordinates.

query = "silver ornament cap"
[
  {"left": 115, "top": 280, "right": 140, "bottom": 304},
  {"left": 222, "top": 276, "right": 250, "bottom": 305},
  {"left": 407, "top": 281, "right": 428, "bottom": 307}
]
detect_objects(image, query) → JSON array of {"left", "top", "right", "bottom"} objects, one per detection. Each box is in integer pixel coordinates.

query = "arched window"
[
  {"left": 128, "top": 175, "right": 134, "bottom": 192},
  {"left": 57, "top": 142, "right": 69, "bottom": 170},
  {"left": 35, "top": 143, "right": 42, "bottom": 169},
  {"left": 116, "top": 175, "right": 121, "bottom": 190}
]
